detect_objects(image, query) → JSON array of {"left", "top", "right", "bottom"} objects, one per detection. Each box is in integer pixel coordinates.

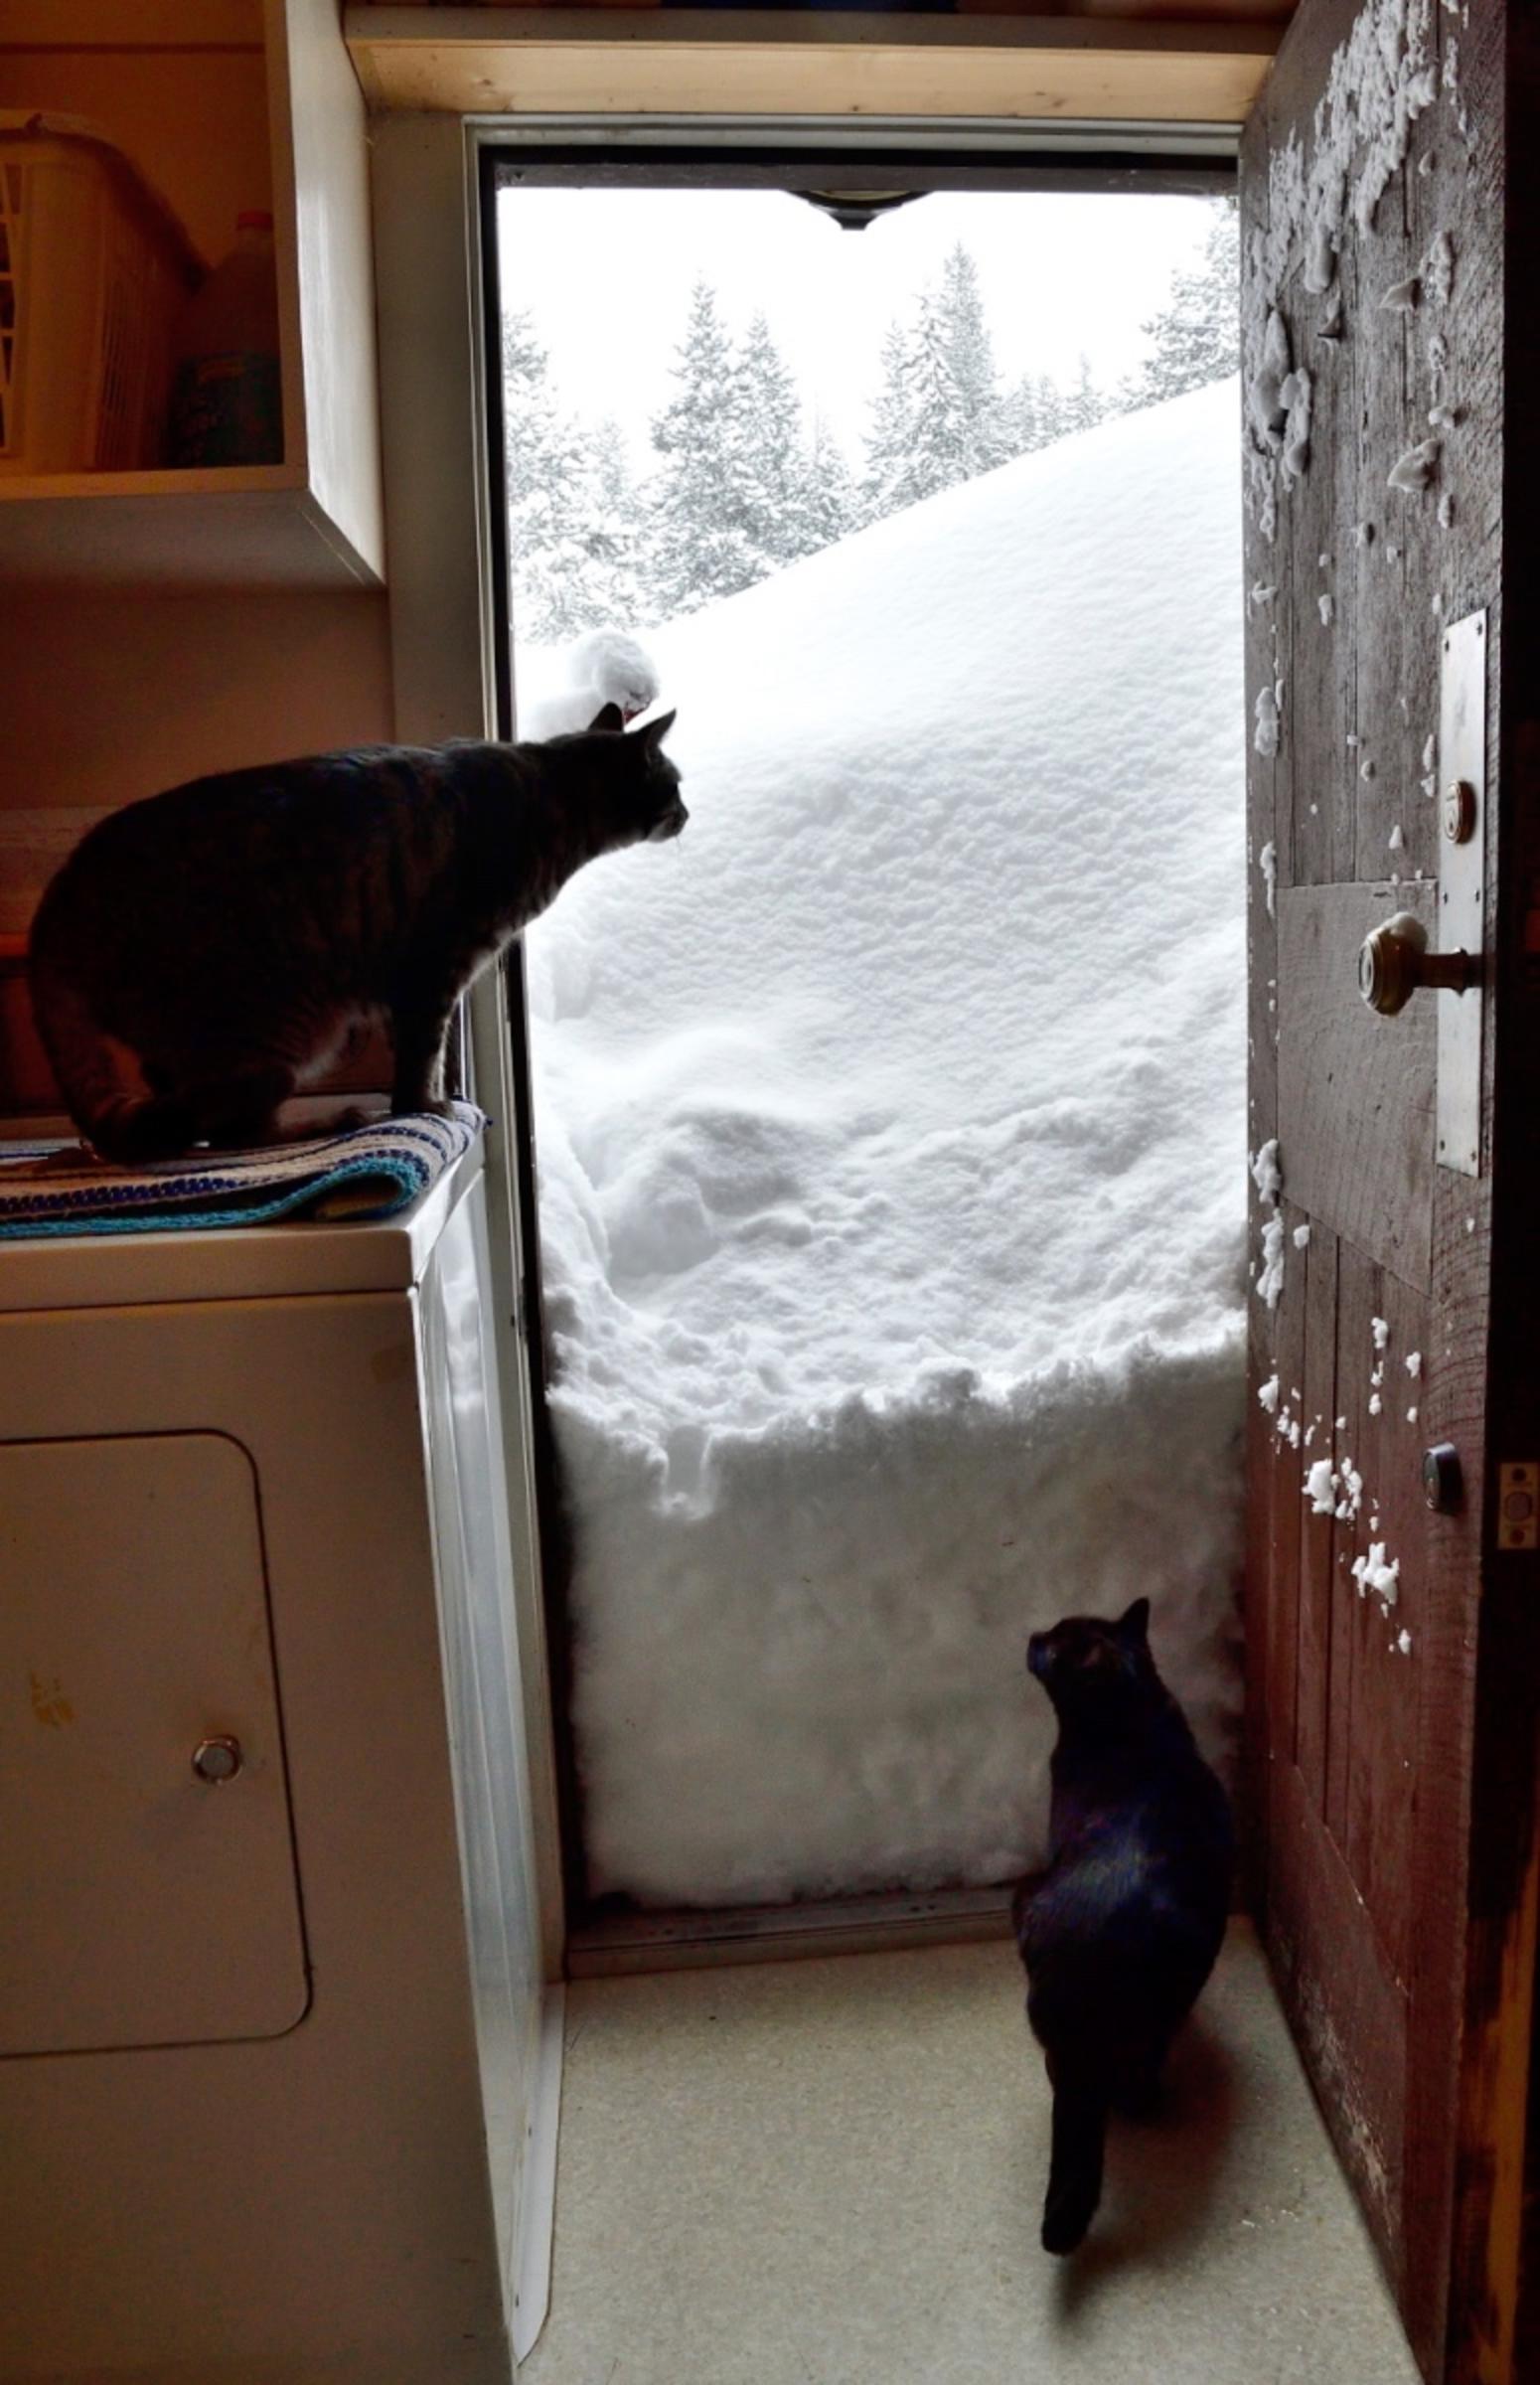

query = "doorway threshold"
[{"left": 567, "top": 1883, "right": 1014, "bottom": 1978}]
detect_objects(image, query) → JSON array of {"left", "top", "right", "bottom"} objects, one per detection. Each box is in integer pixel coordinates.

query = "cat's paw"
[{"left": 393, "top": 1094, "right": 455, "bottom": 1120}]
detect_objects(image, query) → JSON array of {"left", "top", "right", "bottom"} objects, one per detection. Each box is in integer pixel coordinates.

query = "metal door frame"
[
  {"left": 484, "top": 128, "right": 1242, "bottom": 1973},
  {"left": 377, "top": 108, "right": 1240, "bottom": 1979}
]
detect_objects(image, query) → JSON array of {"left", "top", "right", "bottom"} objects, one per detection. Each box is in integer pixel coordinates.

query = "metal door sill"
[{"left": 566, "top": 1883, "right": 1015, "bottom": 1978}]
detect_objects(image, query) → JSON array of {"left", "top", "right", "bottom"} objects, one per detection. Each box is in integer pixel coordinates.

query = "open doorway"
[{"left": 490, "top": 161, "right": 1247, "bottom": 1944}]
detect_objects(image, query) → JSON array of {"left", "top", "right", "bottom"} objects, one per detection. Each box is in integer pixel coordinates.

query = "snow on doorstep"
[{"left": 524, "top": 381, "right": 1246, "bottom": 1907}]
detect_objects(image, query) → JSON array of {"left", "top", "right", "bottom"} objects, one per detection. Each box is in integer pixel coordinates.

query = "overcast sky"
[{"left": 497, "top": 183, "right": 1224, "bottom": 462}]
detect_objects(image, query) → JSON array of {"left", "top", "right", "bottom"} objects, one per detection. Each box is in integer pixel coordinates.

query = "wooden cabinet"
[{"left": 0, "top": 0, "right": 383, "bottom": 587}]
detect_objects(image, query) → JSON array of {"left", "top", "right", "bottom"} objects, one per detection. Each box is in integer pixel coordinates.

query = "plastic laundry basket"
[{"left": 0, "top": 112, "right": 204, "bottom": 475}]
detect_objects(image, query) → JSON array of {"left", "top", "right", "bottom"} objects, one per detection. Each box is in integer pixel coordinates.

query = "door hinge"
[{"left": 1497, "top": 1462, "right": 1539, "bottom": 1551}]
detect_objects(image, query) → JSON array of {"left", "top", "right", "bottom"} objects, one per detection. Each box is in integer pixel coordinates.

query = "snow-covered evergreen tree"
[
  {"left": 998, "top": 374, "right": 1043, "bottom": 459},
  {"left": 800, "top": 411, "right": 857, "bottom": 553},
  {"left": 888, "top": 290, "right": 970, "bottom": 506},
  {"left": 1061, "top": 354, "right": 1107, "bottom": 437},
  {"left": 624, "top": 288, "right": 862, "bottom": 616},
  {"left": 582, "top": 415, "right": 648, "bottom": 622},
  {"left": 1120, "top": 200, "right": 1240, "bottom": 411},
  {"left": 503, "top": 307, "right": 586, "bottom": 621},
  {"left": 504, "top": 311, "right": 645, "bottom": 642},
  {"left": 859, "top": 319, "right": 921, "bottom": 522},
  {"left": 860, "top": 242, "right": 1005, "bottom": 522},
  {"left": 735, "top": 311, "right": 817, "bottom": 569},
  {"left": 999, "top": 371, "right": 1080, "bottom": 458},
  {"left": 934, "top": 241, "right": 1003, "bottom": 471},
  {"left": 645, "top": 279, "right": 761, "bottom": 620}
]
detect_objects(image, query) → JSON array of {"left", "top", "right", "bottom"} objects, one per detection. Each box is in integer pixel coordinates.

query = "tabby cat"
[
  {"left": 1011, "top": 1597, "right": 1232, "bottom": 2255},
  {"left": 30, "top": 707, "right": 684, "bottom": 1163}
]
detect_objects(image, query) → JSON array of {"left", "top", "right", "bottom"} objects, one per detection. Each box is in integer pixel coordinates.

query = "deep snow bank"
[{"left": 524, "top": 379, "right": 1248, "bottom": 1906}]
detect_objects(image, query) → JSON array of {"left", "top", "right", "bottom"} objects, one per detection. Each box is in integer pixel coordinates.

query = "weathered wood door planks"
[{"left": 1242, "top": 0, "right": 1540, "bottom": 2375}]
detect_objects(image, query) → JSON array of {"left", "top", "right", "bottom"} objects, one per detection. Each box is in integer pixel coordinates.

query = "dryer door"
[{"left": 0, "top": 1431, "right": 309, "bottom": 2052}]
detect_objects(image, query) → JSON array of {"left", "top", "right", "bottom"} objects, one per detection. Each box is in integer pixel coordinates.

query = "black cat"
[
  {"left": 30, "top": 707, "right": 684, "bottom": 1163},
  {"left": 1011, "top": 1597, "right": 1232, "bottom": 2255}
]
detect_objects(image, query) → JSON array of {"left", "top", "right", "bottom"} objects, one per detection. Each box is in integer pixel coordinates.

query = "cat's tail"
[{"left": 1042, "top": 2072, "right": 1107, "bottom": 2255}]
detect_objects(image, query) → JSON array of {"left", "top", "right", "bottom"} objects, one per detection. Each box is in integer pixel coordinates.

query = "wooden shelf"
[
  {"left": 0, "top": 467, "right": 382, "bottom": 588},
  {"left": 0, "top": 0, "right": 384, "bottom": 590}
]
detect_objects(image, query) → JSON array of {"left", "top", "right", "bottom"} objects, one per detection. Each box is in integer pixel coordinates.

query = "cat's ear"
[
  {"left": 587, "top": 703, "right": 625, "bottom": 734},
  {"left": 1117, "top": 1597, "right": 1152, "bottom": 1646},
  {"left": 635, "top": 708, "right": 677, "bottom": 748}
]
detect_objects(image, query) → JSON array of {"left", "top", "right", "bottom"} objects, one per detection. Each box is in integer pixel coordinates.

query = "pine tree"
[
  {"left": 859, "top": 318, "right": 922, "bottom": 523},
  {"left": 933, "top": 241, "right": 1004, "bottom": 473},
  {"left": 1000, "top": 370, "right": 1078, "bottom": 459},
  {"left": 580, "top": 414, "right": 648, "bottom": 624},
  {"left": 859, "top": 242, "right": 1006, "bottom": 522},
  {"left": 1122, "top": 199, "right": 1240, "bottom": 411},
  {"left": 502, "top": 307, "right": 582, "bottom": 613},
  {"left": 862, "top": 293, "right": 975, "bottom": 516},
  {"left": 503, "top": 312, "right": 646, "bottom": 643},
  {"left": 1062, "top": 354, "right": 1106, "bottom": 437},
  {"left": 503, "top": 310, "right": 590, "bottom": 643},
  {"left": 1035, "top": 376, "right": 1070, "bottom": 445},
  {"left": 800, "top": 411, "right": 857, "bottom": 554},
  {"left": 892, "top": 290, "right": 971, "bottom": 504},
  {"left": 734, "top": 311, "right": 812, "bottom": 569},
  {"left": 645, "top": 279, "right": 760, "bottom": 620}
]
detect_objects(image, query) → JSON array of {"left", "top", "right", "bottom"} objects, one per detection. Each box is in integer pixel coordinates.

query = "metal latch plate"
[{"left": 1437, "top": 609, "right": 1486, "bottom": 1177}]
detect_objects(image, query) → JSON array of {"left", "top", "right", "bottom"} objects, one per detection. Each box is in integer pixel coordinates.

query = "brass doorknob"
[{"left": 1358, "top": 911, "right": 1475, "bottom": 1016}]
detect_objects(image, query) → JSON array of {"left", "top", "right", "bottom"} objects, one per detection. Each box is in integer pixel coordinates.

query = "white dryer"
[{"left": 0, "top": 1146, "right": 539, "bottom": 2385}]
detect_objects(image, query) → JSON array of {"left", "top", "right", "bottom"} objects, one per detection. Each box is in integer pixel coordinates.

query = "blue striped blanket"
[{"left": 0, "top": 1103, "right": 485, "bottom": 1238}]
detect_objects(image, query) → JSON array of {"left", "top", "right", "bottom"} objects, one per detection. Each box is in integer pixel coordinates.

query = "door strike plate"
[
  {"left": 1437, "top": 610, "right": 1486, "bottom": 1177},
  {"left": 1498, "top": 1463, "right": 1539, "bottom": 1552}
]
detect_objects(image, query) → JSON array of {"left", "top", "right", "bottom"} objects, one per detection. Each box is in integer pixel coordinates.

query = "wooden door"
[{"left": 1242, "top": 2, "right": 1540, "bottom": 2377}]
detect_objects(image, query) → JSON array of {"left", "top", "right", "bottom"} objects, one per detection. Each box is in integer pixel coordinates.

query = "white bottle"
[{"left": 168, "top": 211, "right": 282, "bottom": 467}]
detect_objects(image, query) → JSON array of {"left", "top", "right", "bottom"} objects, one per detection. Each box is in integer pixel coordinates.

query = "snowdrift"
[{"left": 524, "top": 378, "right": 1249, "bottom": 1907}]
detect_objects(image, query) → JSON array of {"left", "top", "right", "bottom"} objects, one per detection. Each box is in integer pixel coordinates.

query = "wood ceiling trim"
[{"left": 346, "top": 8, "right": 1279, "bottom": 127}]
